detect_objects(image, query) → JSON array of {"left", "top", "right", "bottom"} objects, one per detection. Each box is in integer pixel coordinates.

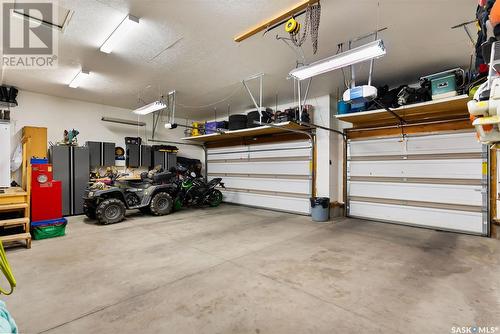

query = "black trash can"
[{"left": 310, "top": 197, "right": 330, "bottom": 222}]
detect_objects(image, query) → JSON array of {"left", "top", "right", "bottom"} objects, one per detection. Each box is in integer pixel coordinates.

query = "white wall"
[{"left": 8, "top": 90, "right": 204, "bottom": 170}]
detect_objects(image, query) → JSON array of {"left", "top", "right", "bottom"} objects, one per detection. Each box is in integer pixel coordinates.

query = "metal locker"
[
  {"left": 50, "top": 146, "right": 89, "bottom": 216},
  {"left": 153, "top": 150, "right": 164, "bottom": 169},
  {"left": 73, "top": 147, "right": 89, "bottom": 215},
  {"left": 103, "top": 142, "right": 115, "bottom": 167},
  {"left": 126, "top": 144, "right": 140, "bottom": 168},
  {"left": 167, "top": 152, "right": 177, "bottom": 170},
  {"left": 86, "top": 141, "right": 101, "bottom": 168},
  {"left": 141, "top": 145, "right": 152, "bottom": 168},
  {"left": 50, "top": 146, "right": 71, "bottom": 216}
]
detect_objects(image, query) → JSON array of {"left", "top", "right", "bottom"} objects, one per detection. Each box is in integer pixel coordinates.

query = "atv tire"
[
  {"left": 83, "top": 205, "right": 96, "bottom": 219},
  {"left": 208, "top": 189, "right": 223, "bottom": 207},
  {"left": 150, "top": 192, "right": 173, "bottom": 216},
  {"left": 96, "top": 198, "right": 126, "bottom": 224}
]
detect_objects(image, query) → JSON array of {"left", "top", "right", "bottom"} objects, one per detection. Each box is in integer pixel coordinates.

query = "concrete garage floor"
[{"left": 3, "top": 204, "right": 500, "bottom": 333}]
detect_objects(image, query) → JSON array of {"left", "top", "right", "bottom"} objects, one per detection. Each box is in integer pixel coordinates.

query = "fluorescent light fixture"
[
  {"left": 69, "top": 69, "right": 90, "bottom": 88},
  {"left": 133, "top": 100, "right": 167, "bottom": 115},
  {"left": 100, "top": 14, "right": 140, "bottom": 54},
  {"left": 101, "top": 117, "right": 146, "bottom": 127},
  {"left": 289, "top": 40, "right": 386, "bottom": 80}
]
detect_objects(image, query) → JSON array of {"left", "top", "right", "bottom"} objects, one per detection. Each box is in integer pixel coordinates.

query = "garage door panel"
[
  {"left": 213, "top": 176, "right": 310, "bottom": 195},
  {"left": 349, "top": 137, "right": 405, "bottom": 157},
  {"left": 406, "top": 133, "right": 481, "bottom": 155},
  {"left": 248, "top": 148, "right": 311, "bottom": 159},
  {"left": 207, "top": 152, "right": 249, "bottom": 161},
  {"left": 347, "top": 132, "right": 487, "bottom": 235},
  {"left": 349, "top": 181, "right": 483, "bottom": 206},
  {"left": 349, "top": 133, "right": 481, "bottom": 157},
  {"left": 249, "top": 141, "right": 311, "bottom": 151},
  {"left": 349, "top": 159, "right": 482, "bottom": 179},
  {"left": 208, "top": 147, "right": 248, "bottom": 154},
  {"left": 222, "top": 191, "right": 310, "bottom": 214},
  {"left": 208, "top": 140, "right": 312, "bottom": 215},
  {"left": 208, "top": 161, "right": 310, "bottom": 176},
  {"left": 349, "top": 201, "right": 483, "bottom": 234},
  {"left": 208, "top": 148, "right": 311, "bottom": 161}
]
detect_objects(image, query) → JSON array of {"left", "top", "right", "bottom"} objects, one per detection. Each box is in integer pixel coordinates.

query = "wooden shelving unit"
[
  {"left": 181, "top": 121, "right": 312, "bottom": 144},
  {"left": 0, "top": 188, "right": 31, "bottom": 248},
  {"left": 335, "top": 95, "right": 471, "bottom": 129},
  {"left": 0, "top": 135, "right": 33, "bottom": 249}
]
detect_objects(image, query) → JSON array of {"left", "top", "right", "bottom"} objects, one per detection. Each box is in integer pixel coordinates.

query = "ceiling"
[{"left": 1, "top": 0, "right": 476, "bottom": 120}]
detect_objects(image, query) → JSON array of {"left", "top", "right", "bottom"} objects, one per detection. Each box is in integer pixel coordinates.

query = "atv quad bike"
[{"left": 83, "top": 171, "right": 176, "bottom": 224}]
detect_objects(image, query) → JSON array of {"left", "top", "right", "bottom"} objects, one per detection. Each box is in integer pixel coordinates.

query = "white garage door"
[
  {"left": 347, "top": 132, "right": 488, "bottom": 235},
  {"left": 207, "top": 140, "right": 312, "bottom": 214}
]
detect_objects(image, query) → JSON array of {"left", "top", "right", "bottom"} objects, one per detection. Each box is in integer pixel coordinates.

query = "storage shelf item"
[
  {"left": 181, "top": 121, "right": 311, "bottom": 144},
  {"left": 335, "top": 95, "right": 470, "bottom": 129},
  {"left": 0, "top": 188, "right": 31, "bottom": 249}
]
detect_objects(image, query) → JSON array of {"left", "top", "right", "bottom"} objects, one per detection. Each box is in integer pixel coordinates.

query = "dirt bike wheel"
[{"left": 208, "top": 189, "right": 223, "bottom": 207}]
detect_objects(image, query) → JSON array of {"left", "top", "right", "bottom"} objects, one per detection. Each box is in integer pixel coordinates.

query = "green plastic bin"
[{"left": 31, "top": 222, "right": 67, "bottom": 240}]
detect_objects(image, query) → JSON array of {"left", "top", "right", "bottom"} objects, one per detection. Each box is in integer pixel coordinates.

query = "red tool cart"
[{"left": 31, "top": 163, "right": 62, "bottom": 222}]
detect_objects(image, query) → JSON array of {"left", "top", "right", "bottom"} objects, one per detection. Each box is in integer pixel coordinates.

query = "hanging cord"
[
  {"left": 276, "top": 35, "right": 307, "bottom": 67},
  {"left": 0, "top": 241, "right": 16, "bottom": 295},
  {"left": 176, "top": 85, "right": 243, "bottom": 110},
  {"left": 338, "top": 44, "right": 350, "bottom": 89}
]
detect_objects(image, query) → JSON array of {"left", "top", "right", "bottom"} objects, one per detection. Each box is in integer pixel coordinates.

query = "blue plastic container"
[
  {"left": 30, "top": 158, "right": 48, "bottom": 164},
  {"left": 31, "top": 217, "right": 67, "bottom": 228},
  {"left": 337, "top": 100, "right": 351, "bottom": 114}
]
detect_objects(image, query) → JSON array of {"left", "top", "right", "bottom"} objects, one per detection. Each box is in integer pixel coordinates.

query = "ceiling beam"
[{"left": 234, "top": 0, "right": 320, "bottom": 43}]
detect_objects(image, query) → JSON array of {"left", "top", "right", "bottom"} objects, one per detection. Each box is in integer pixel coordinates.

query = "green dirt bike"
[{"left": 172, "top": 170, "right": 225, "bottom": 211}]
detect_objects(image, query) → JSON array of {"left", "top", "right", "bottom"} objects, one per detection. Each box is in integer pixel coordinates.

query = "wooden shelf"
[
  {"left": 0, "top": 233, "right": 31, "bottom": 248},
  {"left": 0, "top": 187, "right": 31, "bottom": 249},
  {"left": 0, "top": 203, "right": 28, "bottom": 211},
  {"left": 0, "top": 218, "right": 29, "bottom": 227},
  {"left": 181, "top": 122, "right": 311, "bottom": 144},
  {"left": 335, "top": 95, "right": 471, "bottom": 129}
]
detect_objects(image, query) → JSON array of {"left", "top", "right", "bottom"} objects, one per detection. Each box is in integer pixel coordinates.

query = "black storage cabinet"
[
  {"left": 50, "top": 146, "right": 90, "bottom": 216},
  {"left": 126, "top": 144, "right": 152, "bottom": 168},
  {"left": 153, "top": 150, "right": 177, "bottom": 171},
  {"left": 86, "top": 141, "right": 115, "bottom": 167}
]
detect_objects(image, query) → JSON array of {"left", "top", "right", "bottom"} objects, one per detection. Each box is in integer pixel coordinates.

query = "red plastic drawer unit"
[{"left": 31, "top": 164, "right": 62, "bottom": 222}]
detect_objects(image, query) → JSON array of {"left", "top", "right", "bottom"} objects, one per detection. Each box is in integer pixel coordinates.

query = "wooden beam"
[
  {"left": 234, "top": 0, "right": 320, "bottom": 42},
  {"left": 346, "top": 119, "right": 473, "bottom": 140}
]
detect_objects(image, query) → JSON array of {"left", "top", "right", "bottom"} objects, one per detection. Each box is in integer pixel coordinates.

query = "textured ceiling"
[{"left": 1, "top": 0, "right": 476, "bottom": 119}]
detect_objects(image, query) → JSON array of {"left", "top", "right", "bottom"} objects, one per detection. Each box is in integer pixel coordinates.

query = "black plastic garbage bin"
[{"left": 310, "top": 197, "right": 330, "bottom": 222}]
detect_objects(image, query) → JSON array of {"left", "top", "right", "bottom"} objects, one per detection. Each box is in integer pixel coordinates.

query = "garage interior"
[{"left": 0, "top": 0, "right": 500, "bottom": 333}]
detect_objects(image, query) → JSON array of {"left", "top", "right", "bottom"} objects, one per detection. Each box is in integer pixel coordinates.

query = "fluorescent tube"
[
  {"left": 101, "top": 117, "right": 146, "bottom": 126},
  {"left": 133, "top": 101, "right": 167, "bottom": 115},
  {"left": 100, "top": 14, "right": 140, "bottom": 54},
  {"left": 69, "top": 69, "right": 90, "bottom": 88},
  {"left": 289, "top": 40, "right": 386, "bottom": 80}
]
